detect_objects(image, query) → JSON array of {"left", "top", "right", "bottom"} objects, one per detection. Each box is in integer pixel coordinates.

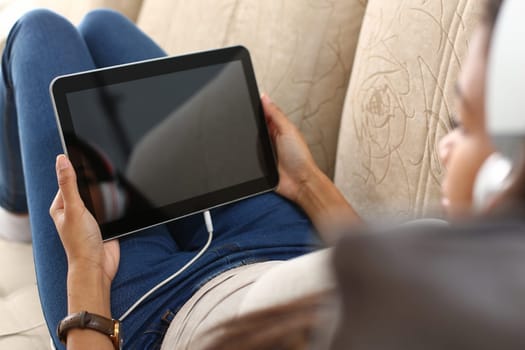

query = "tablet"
[{"left": 50, "top": 46, "right": 278, "bottom": 241}]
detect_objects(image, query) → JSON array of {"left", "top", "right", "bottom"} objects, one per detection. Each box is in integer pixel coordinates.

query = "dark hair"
[
  {"left": 484, "top": 0, "right": 504, "bottom": 30},
  {"left": 481, "top": 0, "right": 504, "bottom": 55}
]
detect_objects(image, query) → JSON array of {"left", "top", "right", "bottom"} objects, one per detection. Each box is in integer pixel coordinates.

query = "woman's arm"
[
  {"left": 295, "top": 166, "right": 360, "bottom": 243},
  {"left": 261, "top": 95, "right": 361, "bottom": 243},
  {"left": 50, "top": 155, "right": 120, "bottom": 350}
]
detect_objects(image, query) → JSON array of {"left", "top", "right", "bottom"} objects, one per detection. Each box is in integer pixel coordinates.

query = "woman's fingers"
[{"left": 261, "top": 94, "right": 291, "bottom": 133}]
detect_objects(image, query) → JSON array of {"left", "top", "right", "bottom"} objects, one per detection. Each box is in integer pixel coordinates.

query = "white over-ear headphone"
[{"left": 474, "top": 0, "right": 525, "bottom": 210}]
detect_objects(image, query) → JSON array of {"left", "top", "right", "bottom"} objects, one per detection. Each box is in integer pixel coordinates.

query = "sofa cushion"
[
  {"left": 137, "top": 0, "right": 367, "bottom": 177},
  {"left": 335, "top": 0, "right": 482, "bottom": 220},
  {"left": 27, "top": 0, "right": 143, "bottom": 23},
  {"left": 0, "top": 239, "right": 48, "bottom": 349}
]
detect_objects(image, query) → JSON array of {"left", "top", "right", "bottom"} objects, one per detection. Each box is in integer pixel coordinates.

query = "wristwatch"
[{"left": 57, "top": 311, "right": 122, "bottom": 350}]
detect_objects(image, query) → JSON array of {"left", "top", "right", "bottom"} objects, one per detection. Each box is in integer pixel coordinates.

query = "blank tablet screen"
[{"left": 52, "top": 47, "right": 277, "bottom": 240}]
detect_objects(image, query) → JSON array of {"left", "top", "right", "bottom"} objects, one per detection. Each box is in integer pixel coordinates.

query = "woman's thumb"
[
  {"left": 55, "top": 155, "right": 82, "bottom": 207},
  {"left": 261, "top": 94, "right": 289, "bottom": 132}
]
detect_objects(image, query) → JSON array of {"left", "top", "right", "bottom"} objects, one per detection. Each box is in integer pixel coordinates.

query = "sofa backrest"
[
  {"left": 0, "top": 0, "right": 143, "bottom": 53},
  {"left": 335, "top": 0, "right": 483, "bottom": 220},
  {"left": 137, "top": 0, "right": 367, "bottom": 177},
  {"left": 35, "top": 0, "right": 142, "bottom": 23}
]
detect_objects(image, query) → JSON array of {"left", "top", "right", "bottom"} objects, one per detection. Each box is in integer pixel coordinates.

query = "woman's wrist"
[
  {"left": 296, "top": 167, "right": 361, "bottom": 242},
  {"left": 62, "top": 264, "right": 114, "bottom": 349},
  {"left": 67, "top": 263, "right": 112, "bottom": 318}
]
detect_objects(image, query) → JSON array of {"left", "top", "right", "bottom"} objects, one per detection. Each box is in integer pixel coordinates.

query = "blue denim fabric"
[{"left": 0, "top": 9, "right": 320, "bottom": 349}]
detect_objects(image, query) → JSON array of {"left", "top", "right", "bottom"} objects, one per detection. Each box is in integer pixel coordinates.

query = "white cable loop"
[{"left": 119, "top": 210, "right": 214, "bottom": 321}]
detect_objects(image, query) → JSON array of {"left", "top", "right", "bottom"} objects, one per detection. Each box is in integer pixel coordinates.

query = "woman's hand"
[
  {"left": 50, "top": 155, "right": 117, "bottom": 347},
  {"left": 261, "top": 94, "right": 320, "bottom": 203},
  {"left": 49, "top": 155, "right": 119, "bottom": 286},
  {"left": 262, "top": 95, "right": 361, "bottom": 242}
]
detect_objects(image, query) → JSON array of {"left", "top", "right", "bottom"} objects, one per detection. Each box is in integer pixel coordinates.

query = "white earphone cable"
[{"left": 119, "top": 210, "right": 214, "bottom": 321}]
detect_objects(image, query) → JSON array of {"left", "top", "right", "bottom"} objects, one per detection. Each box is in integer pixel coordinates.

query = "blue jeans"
[{"left": 0, "top": 9, "right": 320, "bottom": 349}]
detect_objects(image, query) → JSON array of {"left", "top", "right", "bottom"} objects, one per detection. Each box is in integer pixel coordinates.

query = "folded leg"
[{"left": 0, "top": 9, "right": 178, "bottom": 348}]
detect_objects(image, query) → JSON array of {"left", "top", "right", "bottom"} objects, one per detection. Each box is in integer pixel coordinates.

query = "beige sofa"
[{"left": 0, "top": 0, "right": 483, "bottom": 348}]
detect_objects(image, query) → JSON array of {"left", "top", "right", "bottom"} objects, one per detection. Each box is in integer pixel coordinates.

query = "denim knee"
[
  {"left": 10, "top": 9, "right": 71, "bottom": 39},
  {"left": 79, "top": 9, "right": 132, "bottom": 38},
  {"left": 4, "top": 9, "right": 76, "bottom": 65},
  {"left": 4, "top": 10, "right": 65, "bottom": 81},
  {"left": 77, "top": 8, "right": 165, "bottom": 67}
]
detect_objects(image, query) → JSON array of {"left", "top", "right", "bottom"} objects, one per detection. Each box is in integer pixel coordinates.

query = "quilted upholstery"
[
  {"left": 335, "top": 0, "right": 483, "bottom": 221},
  {"left": 137, "top": 0, "right": 367, "bottom": 177}
]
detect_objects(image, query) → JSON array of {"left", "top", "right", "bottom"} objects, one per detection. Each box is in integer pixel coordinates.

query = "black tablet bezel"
[{"left": 50, "top": 46, "right": 278, "bottom": 241}]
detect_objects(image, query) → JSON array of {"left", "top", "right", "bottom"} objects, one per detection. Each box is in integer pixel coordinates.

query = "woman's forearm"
[
  {"left": 65, "top": 264, "right": 114, "bottom": 350},
  {"left": 296, "top": 167, "right": 361, "bottom": 243}
]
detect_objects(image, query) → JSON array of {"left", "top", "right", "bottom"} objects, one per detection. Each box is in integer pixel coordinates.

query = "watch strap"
[{"left": 57, "top": 311, "right": 117, "bottom": 345}]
